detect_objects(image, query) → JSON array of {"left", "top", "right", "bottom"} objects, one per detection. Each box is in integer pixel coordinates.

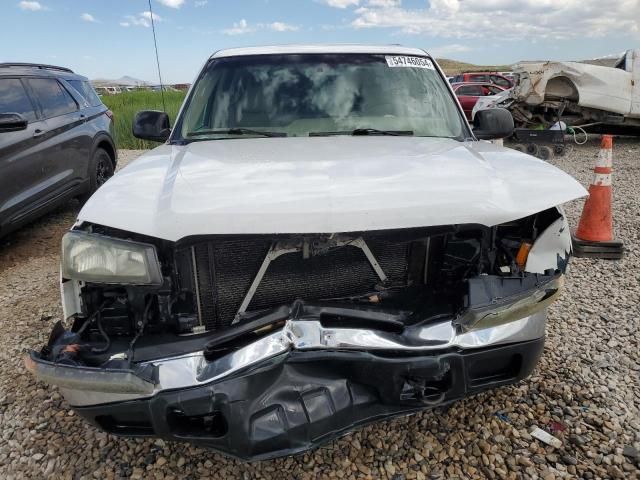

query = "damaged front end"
[
  {"left": 501, "top": 58, "right": 640, "bottom": 132},
  {"left": 28, "top": 208, "right": 570, "bottom": 460}
]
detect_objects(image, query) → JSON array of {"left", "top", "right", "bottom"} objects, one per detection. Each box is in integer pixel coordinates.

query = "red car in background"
[
  {"left": 452, "top": 82, "right": 506, "bottom": 120},
  {"left": 450, "top": 72, "right": 513, "bottom": 89}
]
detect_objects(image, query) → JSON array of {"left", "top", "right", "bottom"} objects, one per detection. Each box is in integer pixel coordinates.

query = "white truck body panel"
[{"left": 78, "top": 136, "right": 586, "bottom": 242}]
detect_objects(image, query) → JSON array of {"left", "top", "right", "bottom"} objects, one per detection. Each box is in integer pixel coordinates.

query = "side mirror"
[
  {"left": 132, "top": 110, "right": 171, "bottom": 142},
  {"left": 473, "top": 108, "right": 514, "bottom": 140},
  {"left": 0, "top": 113, "right": 28, "bottom": 132}
]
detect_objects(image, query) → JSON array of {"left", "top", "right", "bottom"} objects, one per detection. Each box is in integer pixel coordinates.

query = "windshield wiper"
[
  {"left": 309, "top": 128, "right": 414, "bottom": 137},
  {"left": 187, "top": 128, "right": 287, "bottom": 138}
]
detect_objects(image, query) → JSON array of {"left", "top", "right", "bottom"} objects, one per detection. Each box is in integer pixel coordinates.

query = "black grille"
[{"left": 178, "top": 235, "right": 409, "bottom": 330}]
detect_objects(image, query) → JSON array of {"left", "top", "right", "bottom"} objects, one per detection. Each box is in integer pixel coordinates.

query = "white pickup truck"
[
  {"left": 475, "top": 49, "right": 640, "bottom": 132},
  {"left": 27, "top": 44, "right": 586, "bottom": 461}
]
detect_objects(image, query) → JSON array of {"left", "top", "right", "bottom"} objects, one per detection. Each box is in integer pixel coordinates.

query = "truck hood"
[{"left": 79, "top": 137, "right": 587, "bottom": 241}]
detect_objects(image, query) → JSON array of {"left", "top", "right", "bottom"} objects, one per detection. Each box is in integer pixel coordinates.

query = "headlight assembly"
[{"left": 62, "top": 231, "right": 163, "bottom": 285}]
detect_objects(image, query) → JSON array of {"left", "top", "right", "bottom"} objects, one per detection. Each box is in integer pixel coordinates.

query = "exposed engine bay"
[
  {"left": 44, "top": 207, "right": 564, "bottom": 366},
  {"left": 28, "top": 207, "right": 569, "bottom": 459}
]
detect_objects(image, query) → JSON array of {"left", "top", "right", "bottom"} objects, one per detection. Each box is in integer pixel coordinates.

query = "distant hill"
[
  {"left": 436, "top": 58, "right": 514, "bottom": 75},
  {"left": 116, "top": 75, "right": 150, "bottom": 86},
  {"left": 435, "top": 53, "right": 625, "bottom": 76},
  {"left": 92, "top": 75, "right": 151, "bottom": 87},
  {"left": 579, "top": 53, "right": 623, "bottom": 68}
]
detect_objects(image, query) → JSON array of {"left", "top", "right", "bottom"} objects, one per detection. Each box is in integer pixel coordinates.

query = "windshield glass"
[{"left": 177, "top": 53, "right": 466, "bottom": 141}]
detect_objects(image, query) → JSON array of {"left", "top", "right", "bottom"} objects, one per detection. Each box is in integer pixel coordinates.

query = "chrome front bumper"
[{"left": 29, "top": 309, "right": 548, "bottom": 408}]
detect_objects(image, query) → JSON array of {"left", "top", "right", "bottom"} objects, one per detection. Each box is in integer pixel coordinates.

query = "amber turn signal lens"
[{"left": 516, "top": 242, "right": 533, "bottom": 268}]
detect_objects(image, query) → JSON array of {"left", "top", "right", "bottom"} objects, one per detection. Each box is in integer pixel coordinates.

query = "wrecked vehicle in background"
[
  {"left": 451, "top": 82, "right": 506, "bottom": 120},
  {"left": 26, "top": 45, "right": 587, "bottom": 460},
  {"left": 475, "top": 49, "right": 640, "bottom": 134}
]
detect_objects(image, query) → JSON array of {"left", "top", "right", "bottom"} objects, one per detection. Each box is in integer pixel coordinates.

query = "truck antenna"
[{"left": 147, "top": 0, "right": 166, "bottom": 112}]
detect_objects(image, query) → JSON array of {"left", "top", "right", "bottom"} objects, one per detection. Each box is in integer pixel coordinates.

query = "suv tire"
[{"left": 79, "top": 148, "right": 114, "bottom": 204}]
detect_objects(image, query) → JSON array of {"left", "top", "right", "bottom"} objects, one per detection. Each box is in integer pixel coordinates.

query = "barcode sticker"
[{"left": 385, "top": 56, "right": 434, "bottom": 69}]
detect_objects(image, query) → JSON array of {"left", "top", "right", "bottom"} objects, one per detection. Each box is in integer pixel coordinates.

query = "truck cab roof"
[{"left": 211, "top": 44, "right": 430, "bottom": 59}]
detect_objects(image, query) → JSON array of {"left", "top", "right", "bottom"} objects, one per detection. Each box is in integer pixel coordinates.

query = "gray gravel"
[{"left": 1, "top": 143, "right": 638, "bottom": 479}]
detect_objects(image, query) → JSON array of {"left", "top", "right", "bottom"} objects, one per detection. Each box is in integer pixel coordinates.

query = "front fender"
[
  {"left": 90, "top": 132, "right": 117, "bottom": 167},
  {"left": 525, "top": 211, "right": 572, "bottom": 274}
]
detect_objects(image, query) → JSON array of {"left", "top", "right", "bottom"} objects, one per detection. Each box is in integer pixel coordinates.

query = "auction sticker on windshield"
[{"left": 385, "top": 56, "right": 434, "bottom": 69}]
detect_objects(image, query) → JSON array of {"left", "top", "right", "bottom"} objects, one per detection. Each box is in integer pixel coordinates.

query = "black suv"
[{"left": 0, "top": 63, "right": 116, "bottom": 238}]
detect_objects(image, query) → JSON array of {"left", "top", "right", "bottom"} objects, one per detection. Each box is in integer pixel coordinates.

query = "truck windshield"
[{"left": 176, "top": 53, "right": 467, "bottom": 141}]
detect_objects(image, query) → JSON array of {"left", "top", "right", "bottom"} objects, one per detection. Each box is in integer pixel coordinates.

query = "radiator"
[{"left": 177, "top": 234, "right": 410, "bottom": 330}]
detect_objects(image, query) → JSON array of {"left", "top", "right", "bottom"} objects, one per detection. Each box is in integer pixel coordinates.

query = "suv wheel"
[{"left": 79, "top": 148, "right": 114, "bottom": 204}]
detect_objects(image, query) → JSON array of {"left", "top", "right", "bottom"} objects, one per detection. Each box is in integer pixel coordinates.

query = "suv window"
[
  {"left": 490, "top": 75, "right": 511, "bottom": 88},
  {"left": 0, "top": 78, "right": 37, "bottom": 121},
  {"left": 456, "top": 85, "right": 484, "bottom": 96},
  {"left": 67, "top": 79, "right": 102, "bottom": 107},
  {"left": 27, "top": 78, "right": 78, "bottom": 118},
  {"left": 468, "top": 74, "right": 489, "bottom": 83}
]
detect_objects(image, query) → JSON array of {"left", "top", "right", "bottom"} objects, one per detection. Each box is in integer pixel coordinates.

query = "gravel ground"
[{"left": 0, "top": 143, "right": 638, "bottom": 479}]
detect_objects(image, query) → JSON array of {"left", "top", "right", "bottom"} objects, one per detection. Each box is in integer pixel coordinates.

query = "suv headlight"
[{"left": 62, "top": 231, "right": 163, "bottom": 285}]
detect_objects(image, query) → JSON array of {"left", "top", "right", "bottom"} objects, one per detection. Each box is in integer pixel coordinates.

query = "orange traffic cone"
[{"left": 572, "top": 135, "right": 623, "bottom": 258}]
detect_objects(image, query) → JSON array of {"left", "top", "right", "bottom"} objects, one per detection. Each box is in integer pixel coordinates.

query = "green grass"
[{"left": 102, "top": 90, "right": 187, "bottom": 149}]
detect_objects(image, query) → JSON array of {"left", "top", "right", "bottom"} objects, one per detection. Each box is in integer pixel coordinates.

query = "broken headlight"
[
  {"left": 460, "top": 275, "right": 564, "bottom": 332},
  {"left": 61, "top": 231, "right": 162, "bottom": 285}
]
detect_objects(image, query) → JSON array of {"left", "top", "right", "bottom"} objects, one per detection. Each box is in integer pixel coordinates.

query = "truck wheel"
[
  {"left": 537, "top": 146, "right": 552, "bottom": 160},
  {"left": 526, "top": 143, "right": 539, "bottom": 156},
  {"left": 78, "top": 148, "right": 114, "bottom": 204},
  {"left": 554, "top": 145, "right": 566, "bottom": 156}
]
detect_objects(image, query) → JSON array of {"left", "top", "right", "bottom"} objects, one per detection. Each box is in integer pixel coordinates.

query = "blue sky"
[{"left": 1, "top": 0, "right": 637, "bottom": 83}]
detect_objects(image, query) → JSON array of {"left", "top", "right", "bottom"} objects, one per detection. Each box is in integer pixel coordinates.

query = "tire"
[
  {"left": 553, "top": 145, "right": 565, "bottom": 156},
  {"left": 78, "top": 148, "right": 114, "bottom": 204},
  {"left": 511, "top": 143, "right": 525, "bottom": 152},
  {"left": 526, "top": 143, "right": 539, "bottom": 157},
  {"left": 537, "top": 146, "right": 553, "bottom": 160}
]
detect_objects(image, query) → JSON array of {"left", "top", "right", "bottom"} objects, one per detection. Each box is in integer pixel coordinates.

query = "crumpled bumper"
[
  {"left": 27, "top": 273, "right": 562, "bottom": 460},
  {"left": 59, "top": 338, "right": 544, "bottom": 461},
  {"left": 27, "top": 311, "right": 549, "bottom": 459}
]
